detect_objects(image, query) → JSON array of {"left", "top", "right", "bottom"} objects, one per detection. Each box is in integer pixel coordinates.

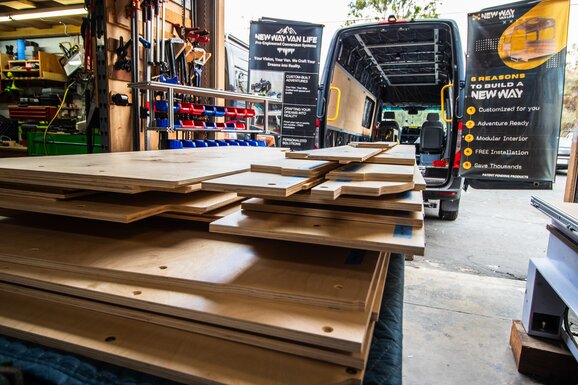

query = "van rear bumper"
[{"left": 423, "top": 175, "right": 464, "bottom": 202}]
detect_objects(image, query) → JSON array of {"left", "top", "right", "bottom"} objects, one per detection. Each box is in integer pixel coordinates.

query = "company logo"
[
  {"left": 254, "top": 26, "right": 318, "bottom": 46},
  {"left": 479, "top": 8, "right": 516, "bottom": 20},
  {"left": 277, "top": 48, "right": 296, "bottom": 56},
  {"left": 276, "top": 26, "right": 297, "bottom": 35}
]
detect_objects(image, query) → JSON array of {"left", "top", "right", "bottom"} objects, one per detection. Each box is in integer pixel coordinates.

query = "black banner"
[
  {"left": 249, "top": 19, "right": 323, "bottom": 150},
  {"left": 461, "top": 0, "right": 570, "bottom": 182}
]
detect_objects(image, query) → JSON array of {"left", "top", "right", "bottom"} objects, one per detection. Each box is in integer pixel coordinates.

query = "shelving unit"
[
  {"left": 1, "top": 52, "right": 67, "bottom": 83},
  {"left": 129, "top": 81, "right": 279, "bottom": 150}
]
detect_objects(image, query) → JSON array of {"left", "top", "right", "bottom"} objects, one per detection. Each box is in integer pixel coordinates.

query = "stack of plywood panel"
[
  {"left": 0, "top": 144, "right": 424, "bottom": 384},
  {"left": 205, "top": 144, "right": 426, "bottom": 256}
]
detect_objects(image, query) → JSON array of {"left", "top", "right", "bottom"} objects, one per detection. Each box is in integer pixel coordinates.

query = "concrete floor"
[{"left": 402, "top": 174, "right": 567, "bottom": 385}]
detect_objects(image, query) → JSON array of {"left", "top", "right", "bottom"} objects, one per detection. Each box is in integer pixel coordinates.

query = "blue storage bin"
[
  {"left": 156, "top": 118, "right": 169, "bottom": 127},
  {"left": 203, "top": 105, "right": 217, "bottom": 116},
  {"left": 205, "top": 140, "right": 218, "bottom": 147},
  {"left": 257, "top": 140, "right": 266, "bottom": 147},
  {"left": 181, "top": 140, "right": 196, "bottom": 148},
  {"left": 227, "top": 140, "right": 239, "bottom": 146},
  {"left": 194, "top": 140, "right": 208, "bottom": 147},
  {"left": 214, "top": 106, "right": 226, "bottom": 117},
  {"left": 167, "top": 140, "right": 183, "bottom": 149},
  {"left": 159, "top": 74, "right": 179, "bottom": 84},
  {"left": 155, "top": 100, "right": 168, "bottom": 112},
  {"left": 215, "top": 140, "right": 229, "bottom": 146},
  {"left": 205, "top": 122, "right": 216, "bottom": 129},
  {"left": 236, "top": 141, "right": 249, "bottom": 146},
  {"left": 247, "top": 140, "right": 259, "bottom": 146}
]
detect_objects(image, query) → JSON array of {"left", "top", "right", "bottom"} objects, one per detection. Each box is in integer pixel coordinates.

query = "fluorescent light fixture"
[{"left": 0, "top": 6, "right": 86, "bottom": 22}]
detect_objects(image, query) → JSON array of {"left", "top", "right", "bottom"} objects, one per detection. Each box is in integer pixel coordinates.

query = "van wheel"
[{"left": 439, "top": 199, "right": 459, "bottom": 221}]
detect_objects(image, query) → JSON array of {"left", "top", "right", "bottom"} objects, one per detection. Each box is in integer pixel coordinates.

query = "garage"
[{"left": 0, "top": 0, "right": 576, "bottom": 384}]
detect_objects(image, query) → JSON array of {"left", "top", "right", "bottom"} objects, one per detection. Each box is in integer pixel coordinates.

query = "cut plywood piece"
[
  {"left": 0, "top": 191, "right": 242, "bottom": 223},
  {"left": 250, "top": 190, "right": 424, "bottom": 212},
  {"left": 0, "top": 147, "right": 286, "bottom": 192},
  {"left": 286, "top": 146, "right": 383, "bottom": 163},
  {"left": 0, "top": 290, "right": 363, "bottom": 385},
  {"left": 311, "top": 179, "right": 415, "bottom": 199},
  {"left": 242, "top": 198, "right": 423, "bottom": 228},
  {"left": 414, "top": 166, "right": 427, "bottom": 191},
  {"left": 349, "top": 142, "right": 397, "bottom": 149},
  {"left": 367, "top": 145, "right": 416, "bottom": 166},
  {"left": 202, "top": 172, "right": 312, "bottom": 197},
  {"left": 210, "top": 210, "right": 425, "bottom": 255},
  {"left": 250, "top": 158, "right": 338, "bottom": 178},
  {"left": 0, "top": 255, "right": 388, "bottom": 368},
  {"left": 160, "top": 202, "right": 242, "bottom": 222},
  {"left": 0, "top": 258, "right": 381, "bottom": 353},
  {"left": 326, "top": 163, "right": 415, "bottom": 182},
  {"left": 0, "top": 215, "right": 381, "bottom": 312}
]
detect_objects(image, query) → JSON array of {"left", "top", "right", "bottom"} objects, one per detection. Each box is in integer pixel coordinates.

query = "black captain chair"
[
  {"left": 420, "top": 113, "right": 444, "bottom": 153},
  {"left": 376, "top": 111, "right": 399, "bottom": 141}
]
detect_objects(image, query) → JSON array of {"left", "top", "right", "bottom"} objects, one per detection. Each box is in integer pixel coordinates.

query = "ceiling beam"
[
  {"left": 366, "top": 41, "right": 436, "bottom": 49},
  {"left": 0, "top": 23, "right": 80, "bottom": 39},
  {"left": 355, "top": 34, "right": 391, "bottom": 86}
]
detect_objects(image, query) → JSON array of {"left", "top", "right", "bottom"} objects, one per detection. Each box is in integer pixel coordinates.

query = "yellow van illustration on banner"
[{"left": 498, "top": 0, "right": 569, "bottom": 70}]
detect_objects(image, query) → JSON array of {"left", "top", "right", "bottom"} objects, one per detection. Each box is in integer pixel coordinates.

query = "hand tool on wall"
[{"left": 113, "top": 37, "right": 132, "bottom": 72}]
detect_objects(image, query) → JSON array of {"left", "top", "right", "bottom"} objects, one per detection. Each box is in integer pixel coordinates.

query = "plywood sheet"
[
  {"left": 0, "top": 215, "right": 380, "bottom": 311},
  {"left": 0, "top": 147, "right": 286, "bottom": 192},
  {"left": 250, "top": 158, "right": 338, "bottom": 177},
  {"left": 0, "top": 191, "right": 242, "bottom": 223},
  {"left": 349, "top": 142, "right": 397, "bottom": 149},
  {"left": 0, "top": 255, "right": 388, "bottom": 367},
  {"left": 286, "top": 146, "right": 383, "bottom": 163},
  {"left": 0, "top": 289, "right": 363, "bottom": 385},
  {"left": 250, "top": 191, "right": 424, "bottom": 212},
  {"left": 202, "top": 172, "right": 313, "bottom": 197},
  {"left": 311, "top": 179, "right": 415, "bottom": 199},
  {"left": 242, "top": 198, "right": 423, "bottom": 228},
  {"left": 326, "top": 163, "right": 415, "bottom": 182},
  {"left": 0, "top": 258, "right": 380, "bottom": 353},
  {"left": 210, "top": 210, "right": 425, "bottom": 255},
  {"left": 367, "top": 145, "right": 416, "bottom": 165},
  {"left": 0, "top": 183, "right": 95, "bottom": 200}
]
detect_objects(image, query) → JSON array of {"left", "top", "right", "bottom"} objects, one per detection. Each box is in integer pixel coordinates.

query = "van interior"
[{"left": 323, "top": 21, "right": 461, "bottom": 187}]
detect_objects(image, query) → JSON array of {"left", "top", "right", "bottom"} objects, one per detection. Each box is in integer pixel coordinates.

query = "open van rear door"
[{"left": 459, "top": 0, "right": 570, "bottom": 189}]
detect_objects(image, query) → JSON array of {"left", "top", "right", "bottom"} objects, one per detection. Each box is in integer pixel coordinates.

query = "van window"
[{"left": 361, "top": 97, "right": 375, "bottom": 129}]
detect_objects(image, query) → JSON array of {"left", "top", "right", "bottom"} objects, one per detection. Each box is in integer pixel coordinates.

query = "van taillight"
[
  {"left": 316, "top": 119, "right": 320, "bottom": 128},
  {"left": 454, "top": 121, "right": 463, "bottom": 169},
  {"left": 432, "top": 159, "right": 447, "bottom": 168},
  {"left": 453, "top": 150, "right": 461, "bottom": 169}
]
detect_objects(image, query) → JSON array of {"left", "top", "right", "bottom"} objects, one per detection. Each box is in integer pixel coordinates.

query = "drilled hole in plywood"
[
  {"left": 37, "top": 165, "right": 44, "bottom": 168},
  {"left": 313, "top": 224, "right": 320, "bottom": 227},
  {"left": 333, "top": 284, "right": 343, "bottom": 290},
  {"left": 132, "top": 290, "right": 142, "bottom": 296},
  {"left": 104, "top": 336, "right": 116, "bottom": 342},
  {"left": 346, "top": 368, "right": 358, "bottom": 375},
  {"left": 98, "top": 170, "right": 105, "bottom": 173},
  {"left": 267, "top": 183, "right": 276, "bottom": 186},
  {"left": 159, "top": 266, "right": 168, "bottom": 270},
  {"left": 320, "top": 186, "right": 329, "bottom": 189},
  {"left": 322, "top": 326, "right": 333, "bottom": 333}
]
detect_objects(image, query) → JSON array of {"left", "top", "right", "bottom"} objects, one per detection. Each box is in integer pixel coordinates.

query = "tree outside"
[
  {"left": 347, "top": 0, "right": 440, "bottom": 23},
  {"left": 562, "top": 45, "right": 578, "bottom": 135}
]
